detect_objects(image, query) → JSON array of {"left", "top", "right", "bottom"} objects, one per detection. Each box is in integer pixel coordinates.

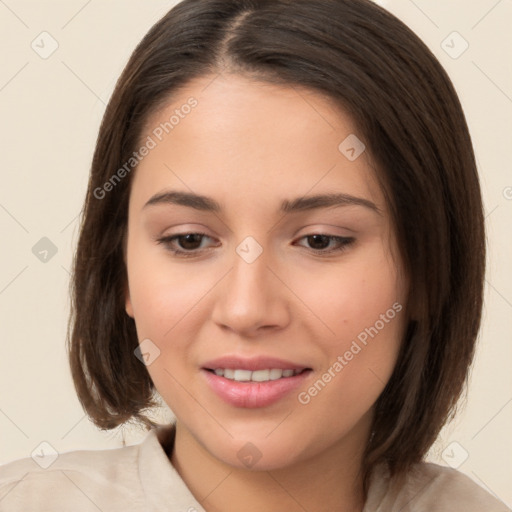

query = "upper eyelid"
[
  {"left": 160, "top": 231, "right": 353, "bottom": 241},
  {"left": 158, "top": 222, "right": 357, "bottom": 238},
  {"left": 159, "top": 232, "right": 355, "bottom": 249}
]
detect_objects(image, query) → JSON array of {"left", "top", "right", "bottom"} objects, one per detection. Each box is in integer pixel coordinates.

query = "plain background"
[{"left": 0, "top": 0, "right": 511, "bottom": 507}]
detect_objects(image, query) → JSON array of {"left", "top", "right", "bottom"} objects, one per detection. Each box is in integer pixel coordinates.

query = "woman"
[{"left": 1, "top": 0, "right": 508, "bottom": 510}]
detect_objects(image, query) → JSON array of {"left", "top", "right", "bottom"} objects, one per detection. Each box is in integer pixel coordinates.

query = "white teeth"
[
  {"left": 223, "top": 369, "right": 235, "bottom": 379},
  {"left": 212, "top": 368, "right": 303, "bottom": 382},
  {"left": 269, "top": 369, "right": 283, "bottom": 380},
  {"left": 251, "top": 369, "right": 270, "bottom": 382},
  {"left": 233, "top": 369, "right": 252, "bottom": 381}
]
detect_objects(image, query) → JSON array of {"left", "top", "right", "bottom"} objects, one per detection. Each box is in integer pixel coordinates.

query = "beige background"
[{"left": 0, "top": 0, "right": 511, "bottom": 507}]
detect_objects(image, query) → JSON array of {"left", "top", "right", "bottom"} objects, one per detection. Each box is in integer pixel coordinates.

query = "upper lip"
[{"left": 202, "top": 355, "right": 311, "bottom": 372}]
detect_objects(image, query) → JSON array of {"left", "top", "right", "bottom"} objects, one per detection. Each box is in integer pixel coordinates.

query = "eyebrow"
[{"left": 143, "top": 190, "right": 380, "bottom": 215}]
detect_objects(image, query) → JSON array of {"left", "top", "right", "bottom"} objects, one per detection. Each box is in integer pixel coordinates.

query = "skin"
[{"left": 124, "top": 73, "right": 408, "bottom": 512}]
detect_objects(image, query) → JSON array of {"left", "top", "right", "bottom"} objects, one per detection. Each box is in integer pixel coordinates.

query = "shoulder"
[
  {"left": 0, "top": 436, "right": 144, "bottom": 511},
  {"left": 366, "top": 461, "right": 511, "bottom": 512}
]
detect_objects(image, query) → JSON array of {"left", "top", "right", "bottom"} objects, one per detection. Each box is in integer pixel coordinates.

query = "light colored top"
[{"left": 0, "top": 423, "right": 509, "bottom": 511}]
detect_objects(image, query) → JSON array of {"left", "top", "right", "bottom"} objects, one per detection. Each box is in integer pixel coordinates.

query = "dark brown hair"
[{"left": 67, "top": 0, "right": 485, "bottom": 496}]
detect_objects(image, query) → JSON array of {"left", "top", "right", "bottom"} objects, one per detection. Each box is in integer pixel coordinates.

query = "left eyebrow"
[
  {"left": 280, "top": 193, "right": 381, "bottom": 215},
  {"left": 143, "top": 190, "right": 381, "bottom": 215}
]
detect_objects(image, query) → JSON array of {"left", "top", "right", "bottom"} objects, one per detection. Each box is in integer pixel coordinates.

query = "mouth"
[
  {"left": 201, "top": 356, "right": 313, "bottom": 408},
  {"left": 204, "top": 367, "right": 309, "bottom": 382}
]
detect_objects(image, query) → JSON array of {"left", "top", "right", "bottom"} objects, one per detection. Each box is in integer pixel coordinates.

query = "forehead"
[{"left": 131, "top": 73, "right": 384, "bottom": 213}]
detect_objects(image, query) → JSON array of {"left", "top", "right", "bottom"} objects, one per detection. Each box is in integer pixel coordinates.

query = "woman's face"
[{"left": 124, "top": 73, "right": 408, "bottom": 470}]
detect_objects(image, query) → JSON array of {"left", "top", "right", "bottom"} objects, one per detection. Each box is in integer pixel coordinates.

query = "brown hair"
[{"left": 67, "top": 0, "right": 485, "bottom": 496}]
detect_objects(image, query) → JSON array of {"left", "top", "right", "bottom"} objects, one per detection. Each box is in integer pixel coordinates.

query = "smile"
[{"left": 208, "top": 368, "right": 305, "bottom": 382}]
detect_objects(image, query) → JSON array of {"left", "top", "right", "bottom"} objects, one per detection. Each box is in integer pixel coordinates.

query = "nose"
[{"left": 210, "top": 243, "right": 291, "bottom": 338}]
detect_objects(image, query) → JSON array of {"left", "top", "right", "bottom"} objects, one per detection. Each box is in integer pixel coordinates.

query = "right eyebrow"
[
  {"left": 143, "top": 190, "right": 221, "bottom": 212},
  {"left": 143, "top": 190, "right": 381, "bottom": 215}
]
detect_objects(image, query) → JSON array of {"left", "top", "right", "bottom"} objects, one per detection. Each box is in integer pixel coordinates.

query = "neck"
[{"left": 170, "top": 421, "right": 368, "bottom": 512}]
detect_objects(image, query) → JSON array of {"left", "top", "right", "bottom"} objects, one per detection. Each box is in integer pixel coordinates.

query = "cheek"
[
  {"left": 293, "top": 243, "right": 404, "bottom": 404},
  {"left": 126, "top": 242, "right": 209, "bottom": 338},
  {"left": 293, "top": 241, "right": 402, "bottom": 342},
  {"left": 295, "top": 300, "right": 404, "bottom": 438},
  {"left": 126, "top": 257, "right": 203, "bottom": 410}
]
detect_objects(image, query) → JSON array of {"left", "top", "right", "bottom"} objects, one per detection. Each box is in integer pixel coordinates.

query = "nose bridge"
[{"left": 211, "top": 236, "right": 289, "bottom": 334}]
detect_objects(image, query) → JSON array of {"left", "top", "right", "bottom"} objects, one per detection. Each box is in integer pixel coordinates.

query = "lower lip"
[{"left": 202, "top": 369, "right": 311, "bottom": 409}]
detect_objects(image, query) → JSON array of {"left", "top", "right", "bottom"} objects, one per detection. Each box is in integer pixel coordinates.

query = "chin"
[{"left": 204, "top": 432, "right": 312, "bottom": 472}]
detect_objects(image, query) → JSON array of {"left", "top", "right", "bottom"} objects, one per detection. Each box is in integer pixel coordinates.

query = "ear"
[
  {"left": 122, "top": 231, "right": 134, "bottom": 318},
  {"left": 125, "top": 283, "right": 134, "bottom": 318}
]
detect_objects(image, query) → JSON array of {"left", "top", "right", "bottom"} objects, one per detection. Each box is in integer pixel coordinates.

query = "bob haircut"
[{"left": 67, "top": 0, "right": 485, "bottom": 495}]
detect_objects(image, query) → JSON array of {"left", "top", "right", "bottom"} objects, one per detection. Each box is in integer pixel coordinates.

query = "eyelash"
[{"left": 156, "top": 232, "right": 355, "bottom": 258}]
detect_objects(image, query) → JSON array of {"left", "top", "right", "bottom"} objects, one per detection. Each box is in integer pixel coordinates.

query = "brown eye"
[
  {"left": 156, "top": 232, "right": 215, "bottom": 257},
  {"left": 174, "top": 233, "right": 205, "bottom": 251},
  {"left": 296, "top": 234, "right": 355, "bottom": 255},
  {"left": 306, "top": 234, "right": 331, "bottom": 250}
]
